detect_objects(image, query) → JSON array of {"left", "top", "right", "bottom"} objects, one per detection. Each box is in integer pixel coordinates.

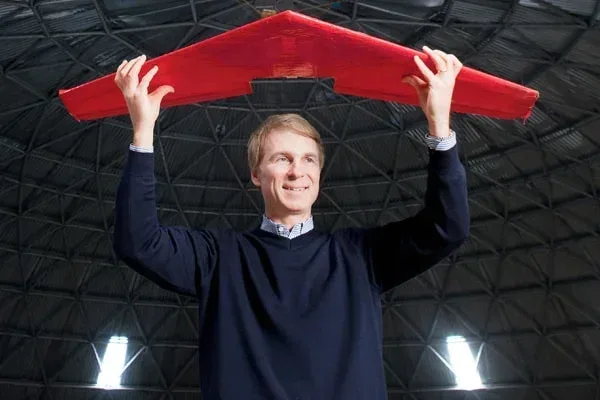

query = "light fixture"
[
  {"left": 97, "top": 336, "right": 128, "bottom": 389},
  {"left": 446, "top": 335, "right": 483, "bottom": 390}
]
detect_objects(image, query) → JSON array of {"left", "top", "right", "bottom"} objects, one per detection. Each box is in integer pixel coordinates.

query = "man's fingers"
[
  {"left": 432, "top": 49, "right": 448, "bottom": 58},
  {"left": 447, "top": 54, "right": 463, "bottom": 75},
  {"left": 128, "top": 54, "right": 146, "bottom": 78},
  {"left": 402, "top": 76, "right": 415, "bottom": 87},
  {"left": 120, "top": 55, "right": 142, "bottom": 77},
  {"left": 402, "top": 75, "right": 426, "bottom": 88},
  {"left": 423, "top": 46, "right": 447, "bottom": 73},
  {"left": 114, "top": 60, "right": 128, "bottom": 88},
  {"left": 115, "top": 60, "right": 128, "bottom": 76},
  {"left": 413, "top": 55, "right": 436, "bottom": 83},
  {"left": 139, "top": 65, "right": 159, "bottom": 91},
  {"left": 412, "top": 76, "right": 427, "bottom": 86},
  {"left": 150, "top": 85, "right": 175, "bottom": 102}
]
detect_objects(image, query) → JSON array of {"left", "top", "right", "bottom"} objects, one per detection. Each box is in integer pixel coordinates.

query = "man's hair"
[{"left": 247, "top": 113, "right": 325, "bottom": 172}]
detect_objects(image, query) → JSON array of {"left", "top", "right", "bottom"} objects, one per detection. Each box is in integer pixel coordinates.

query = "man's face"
[{"left": 251, "top": 128, "right": 321, "bottom": 221}]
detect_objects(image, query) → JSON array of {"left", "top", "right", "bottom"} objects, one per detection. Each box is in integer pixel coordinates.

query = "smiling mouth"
[{"left": 283, "top": 186, "right": 308, "bottom": 192}]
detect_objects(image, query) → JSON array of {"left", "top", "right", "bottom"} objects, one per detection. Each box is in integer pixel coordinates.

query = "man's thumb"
[
  {"left": 402, "top": 76, "right": 416, "bottom": 87},
  {"left": 151, "top": 85, "right": 175, "bottom": 101}
]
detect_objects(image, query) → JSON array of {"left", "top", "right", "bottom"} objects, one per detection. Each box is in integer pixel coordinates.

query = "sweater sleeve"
[
  {"left": 364, "top": 146, "right": 470, "bottom": 293},
  {"left": 113, "top": 150, "right": 218, "bottom": 297}
]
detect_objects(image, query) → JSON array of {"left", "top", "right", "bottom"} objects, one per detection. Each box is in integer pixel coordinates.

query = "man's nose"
[{"left": 287, "top": 161, "right": 305, "bottom": 178}]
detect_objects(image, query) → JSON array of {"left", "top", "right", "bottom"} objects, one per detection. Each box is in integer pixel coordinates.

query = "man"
[{"left": 113, "top": 45, "right": 469, "bottom": 399}]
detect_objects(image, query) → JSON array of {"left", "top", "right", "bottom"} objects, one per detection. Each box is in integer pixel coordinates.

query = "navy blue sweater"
[{"left": 113, "top": 147, "right": 469, "bottom": 399}]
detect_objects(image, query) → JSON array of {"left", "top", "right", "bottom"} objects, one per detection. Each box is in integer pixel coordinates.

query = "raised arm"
[
  {"left": 112, "top": 56, "right": 217, "bottom": 297},
  {"left": 366, "top": 47, "right": 470, "bottom": 293}
]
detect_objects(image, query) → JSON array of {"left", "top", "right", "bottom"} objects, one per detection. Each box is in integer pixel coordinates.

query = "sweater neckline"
[{"left": 250, "top": 227, "right": 324, "bottom": 249}]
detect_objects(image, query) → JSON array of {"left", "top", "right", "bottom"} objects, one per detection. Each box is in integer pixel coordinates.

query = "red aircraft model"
[{"left": 58, "top": 10, "right": 539, "bottom": 121}]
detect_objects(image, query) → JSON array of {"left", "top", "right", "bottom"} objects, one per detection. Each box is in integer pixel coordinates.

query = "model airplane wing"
[{"left": 58, "top": 10, "right": 539, "bottom": 121}]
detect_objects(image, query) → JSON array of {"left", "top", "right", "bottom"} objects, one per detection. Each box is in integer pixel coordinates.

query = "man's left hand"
[{"left": 402, "top": 46, "right": 463, "bottom": 138}]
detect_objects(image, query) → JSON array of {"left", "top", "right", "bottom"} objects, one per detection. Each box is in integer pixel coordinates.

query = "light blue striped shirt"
[
  {"left": 260, "top": 215, "right": 314, "bottom": 239},
  {"left": 424, "top": 130, "right": 456, "bottom": 151}
]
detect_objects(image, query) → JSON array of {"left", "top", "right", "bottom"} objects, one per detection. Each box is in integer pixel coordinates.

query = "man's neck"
[{"left": 264, "top": 212, "right": 311, "bottom": 230}]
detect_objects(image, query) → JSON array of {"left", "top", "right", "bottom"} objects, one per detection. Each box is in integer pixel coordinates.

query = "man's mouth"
[{"left": 283, "top": 186, "right": 308, "bottom": 192}]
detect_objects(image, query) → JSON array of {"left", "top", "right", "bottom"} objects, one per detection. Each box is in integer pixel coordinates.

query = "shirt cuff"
[
  {"left": 129, "top": 143, "right": 154, "bottom": 153},
  {"left": 425, "top": 130, "right": 456, "bottom": 151}
]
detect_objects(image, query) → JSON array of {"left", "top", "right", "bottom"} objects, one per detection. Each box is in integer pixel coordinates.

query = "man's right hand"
[{"left": 114, "top": 55, "right": 174, "bottom": 139}]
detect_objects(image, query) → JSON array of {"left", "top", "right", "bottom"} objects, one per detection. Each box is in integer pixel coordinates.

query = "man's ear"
[{"left": 251, "top": 168, "right": 260, "bottom": 187}]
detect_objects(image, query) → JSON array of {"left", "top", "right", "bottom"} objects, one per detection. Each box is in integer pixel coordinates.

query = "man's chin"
[
  {"left": 283, "top": 204, "right": 309, "bottom": 213},
  {"left": 278, "top": 200, "right": 312, "bottom": 214},
  {"left": 271, "top": 193, "right": 316, "bottom": 214}
]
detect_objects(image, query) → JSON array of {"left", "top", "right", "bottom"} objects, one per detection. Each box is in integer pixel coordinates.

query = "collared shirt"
[
  {"left": 424, "top": 130, "right": 456, "bottom": 151},
  {"left": 260, "top": 214, "right": 314, "bottom": 239}
]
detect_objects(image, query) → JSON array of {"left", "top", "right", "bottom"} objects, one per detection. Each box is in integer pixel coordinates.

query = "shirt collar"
[{"left": 260, "top": 214, "right": 314, "bottom": 239}]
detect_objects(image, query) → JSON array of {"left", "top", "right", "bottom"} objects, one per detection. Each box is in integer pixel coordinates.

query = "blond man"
[{"left": 113, "top": 46, "right": 469, "bottom": 400}]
